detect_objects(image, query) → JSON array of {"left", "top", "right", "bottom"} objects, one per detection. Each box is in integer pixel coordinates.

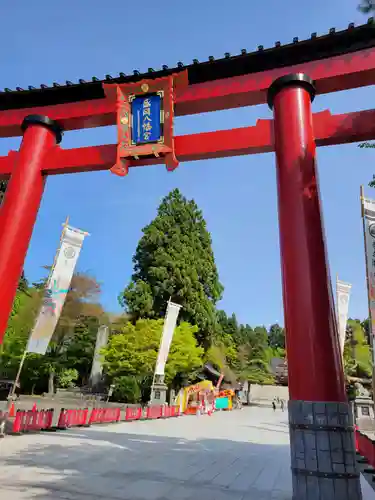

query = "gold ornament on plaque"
[{"left": 141, "top": 83, "right": 149, "bottom": 93}]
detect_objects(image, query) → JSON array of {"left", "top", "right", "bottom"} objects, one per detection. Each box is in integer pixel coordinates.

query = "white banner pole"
[
  {"left": 150, "top": 298, "right": 182, "bottom": 404},
  {"left": 8, "top": 217, "right": 84, "bottom": 403},
  {"left": 26, "top": 220, "right": 89, "bottom": 355},
  {"left": 360, "top": 185, "right": 375, "bottom": 401},
  {"left": 154, "top": 299, "right": 182, "bottom": 376}
]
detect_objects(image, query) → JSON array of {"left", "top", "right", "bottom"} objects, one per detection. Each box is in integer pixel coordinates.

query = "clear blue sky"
[{"left": 0, "top": 1, "right": 373, "bottom": 328}]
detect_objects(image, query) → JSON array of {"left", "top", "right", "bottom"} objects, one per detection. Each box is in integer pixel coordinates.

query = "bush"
[
  {"left": 112, "top": 376, "right": 141, "bottom": 403},
  {"left": 57, "top": 368, "right": 79, "bottom": 389}
]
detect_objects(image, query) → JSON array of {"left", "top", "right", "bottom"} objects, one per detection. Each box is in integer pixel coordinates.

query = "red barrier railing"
[
  {"left": 170, "top": 405, "right": 180, "bottom": 417},
  {"left": 88, "top": 407, "right": 100, "bottom": 424},
  {"left": 162, "top": 405, "right": 179, "bottom": 418},
  {"left": 163, "top": 405, "right": 171, "bottom": 418},
  {"left": 89, "top": 407, "right": 121, "bottom": 424},
  {"left": 57, "top": 408, "right": 88, "bottom": 429},
  {"left": 125, "top": 406, "right": 142, "bottom": 421},
  {"left": 12, "top": 410, "right": 23, "bottom": 433},
  {"left": 12, "top": 409, "right": 54, "bottom": 434},
  {"left": 146, "top": 405, "right": 163, "bottom": 419},
  {"left": 356, "top": 428, "right": 375, "bottom": 468},
  {"left": 5, "top": 401, "right": 185, "bottom": 437}
]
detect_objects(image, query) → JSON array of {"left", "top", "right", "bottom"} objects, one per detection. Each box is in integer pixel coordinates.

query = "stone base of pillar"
[
  {"left": 289, "top": 400, "right": 362, "bottom": 499},
  {"left": 150, "top": 382, "right": 168, "bottom": 405}
]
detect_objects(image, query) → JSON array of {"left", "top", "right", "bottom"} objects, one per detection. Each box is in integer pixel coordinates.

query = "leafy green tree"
[
  {"left": 267, "top": 323, "right": 286, "bottom": 359},
  {"left": 235, "top": 324, "right": 274, "bottom": 386},
  {"left": 358, "top": 0, "right": 375, "bottom": 12},
  {"left": 21, "top": 354, "right": 49, "bottom": 394},
  {"left": 17, "top": 273, "right": 28, "bottom": 293},
  {"left": 346, "top": 319, "right": 372, "bottom": 378},
  {"left": 215, "top": 311, "right": 239, "bottom": 340},
  {"left": 343, "top": 322, "right": 365, "bottom": 400},
  {"left": 237, "top": 344, "right": 274, "bottom": 385},
  {"left": 57, "top": 368, "right": 79, "bottom": 389},
  {"left": 1, "top": 288, "right": 43, "bottom": 376},
  {"left": 1, "top": 270, "right": 105, "bottom": 394},
  {"left": 204, "top": 343, "right": 237, "bottom": 384},
  {"left": 112, "top": 375, "right": 141, "bottom": 403},
  {"left": 209, "top": 310, "right": 241, "bottom": 380},
  {"left": 243, "top": 326, "right": 268, "bottom": 359},
  {"left": 362, "top": 166, "right": 375, "bottom": 188},
  {"left": 268, "top": 323, "right": 285, "bottom": 350},
  {"left": 166, "top": 322, "right": 205, "bottom": 386},
  {"left": 41, "top": 271, "right": 104, "bottom": 393},
  {"left": 234, "top": 324, "right": 258, "bottom": 347},
  {"left": 120, "top": 189, "right": 223, "bottom": 345},
  {"left": 102, "top": 319, "right": 204, "bottom": 391},
  {"left": 212, "top": 310, "right": 276, "bottom": 385},
  {"left": 361, "top": 317, "right": 371, "bottom": 346},
  {"left": 63, "top": 316, "right": 99, "bottom": 385}
]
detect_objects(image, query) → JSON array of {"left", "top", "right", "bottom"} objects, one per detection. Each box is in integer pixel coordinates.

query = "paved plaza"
[{"left": 0, "top": 406, "right": 374, "bottom": 499}]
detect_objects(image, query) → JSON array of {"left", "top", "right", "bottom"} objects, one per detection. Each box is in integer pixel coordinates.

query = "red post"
[
  {"left": 268, "top": 75, "right": 361, "bottom": 498},
  {"left": 0, "top": 115, "right": 62, "bottom": 344},
  {"left": 268, "top": 74, "right": 345, "bottom": 402}
]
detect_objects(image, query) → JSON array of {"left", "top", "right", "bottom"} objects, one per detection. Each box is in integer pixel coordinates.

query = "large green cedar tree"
[{"left": 120, "top": 188, "right": 223, "bottom": 345}]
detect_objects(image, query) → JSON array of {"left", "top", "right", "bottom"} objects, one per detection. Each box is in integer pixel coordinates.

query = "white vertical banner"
[
  {"left": 155, "top": 301, "right": 182, "bottom": 376},
  {"left": 363, "top": 196, "right": 375, "bottom": 362},
  {"left": 336, "top": 277, "right": 351, "bottom": 357},
  {"left": 27, "top": 224, "right": 89, "bottom": 355}
]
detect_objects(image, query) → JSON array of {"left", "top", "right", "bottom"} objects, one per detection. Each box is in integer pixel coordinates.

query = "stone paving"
[{"left": 0, "top": 406, "right": 374, "bottom": 499}]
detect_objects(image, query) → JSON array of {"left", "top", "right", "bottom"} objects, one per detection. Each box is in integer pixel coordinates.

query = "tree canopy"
[
  {"left": 120, "top": 188, "right": 223, "bottom": 345},
  {"left": 344, "top": 318, "right": 372, "bottom": 379},
  {"left": 358, "top": 0, "right": 375, "bottom": 12},
  {"left": 268, "top": 323, "right": 286, "bottom": 353},
  {"left": 102, "top": 319, "right": 204, "bottom": 402},
  {"left": 117, "top": 188, "right": 286, "bottom": 389},
  {"left": 0, "top": 269, "right": 104, "bottom": 394}
]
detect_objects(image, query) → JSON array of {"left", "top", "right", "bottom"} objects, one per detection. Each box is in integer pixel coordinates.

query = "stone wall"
[{"left": 241, "top": 383, "right": 289, "bottom": 404}]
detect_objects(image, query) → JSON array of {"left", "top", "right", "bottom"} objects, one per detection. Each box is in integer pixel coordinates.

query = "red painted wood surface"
[
  {"left": 272, "top": 83, "right": 346, "bottom": 402},
  {"left": 0, "top": 108, "right": 373, "bottom": 179},
  {"left": 0, "top": 47, "right": 374, "bottom": 137},
  {"left": 0, "top": 123, "right": 58, "bottom": 343}
]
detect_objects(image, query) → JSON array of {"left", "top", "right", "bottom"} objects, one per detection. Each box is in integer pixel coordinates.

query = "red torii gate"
[{"left": 0, "top": 20, "right": 374, "bottom": 499}]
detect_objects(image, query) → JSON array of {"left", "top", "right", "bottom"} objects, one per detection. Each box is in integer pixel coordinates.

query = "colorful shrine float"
[
  {"left": 176, "top": 380, "right": 215, "bottom": 415},
  {"left": 215, "top": 389, "right": 234, "bottom": 411},
  {"left": 175, "top": 381, "right": 236, "bottom": 414}
]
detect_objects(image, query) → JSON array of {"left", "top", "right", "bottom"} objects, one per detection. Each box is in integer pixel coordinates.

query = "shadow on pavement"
[{"left": 0, "top": 422, "right": 293, "bottom": 500}]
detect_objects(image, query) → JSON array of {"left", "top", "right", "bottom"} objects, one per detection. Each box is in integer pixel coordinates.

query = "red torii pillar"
[
  {"left": 268, "top": 74, "right": 361, "bottom": 499},
  {"left": 0, "top": 115, "right": 62, "bottom": 342}
]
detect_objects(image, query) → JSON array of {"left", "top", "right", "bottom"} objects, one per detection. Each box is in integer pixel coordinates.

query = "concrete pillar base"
[
  {"left": 289, "top": 400, "right": 362, "bottom": 499},
  {"left": 150, "top": 374, "right": 169, "bottom": 405}
]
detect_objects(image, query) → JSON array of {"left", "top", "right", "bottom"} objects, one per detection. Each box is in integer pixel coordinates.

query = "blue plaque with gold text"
[{"left": 131, "top": 94, "right": 162, "bottom": 145}]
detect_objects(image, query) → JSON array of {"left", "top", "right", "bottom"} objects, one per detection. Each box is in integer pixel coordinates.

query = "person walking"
[
  {"left": 280, "top": 399, "right": 285, "bottom": 412},
  {"left": 272, "top": 401, "right": 276, "bottom": 411}
]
